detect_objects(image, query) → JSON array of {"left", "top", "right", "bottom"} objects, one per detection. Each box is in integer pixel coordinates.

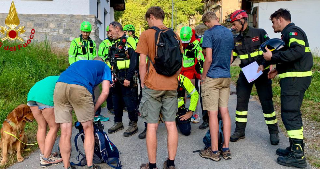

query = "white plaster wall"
[
  {"left": 89, "top": 0, "right": 112, "bottom": 40},
  {"left": 254, "top": 0, "right": 320, "bottom": 53},
  {"left": 0, "top": 0, "right": 90, "bottom": 15}
]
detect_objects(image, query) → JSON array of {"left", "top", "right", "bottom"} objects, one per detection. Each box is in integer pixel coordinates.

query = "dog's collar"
[{"left": 5, "top": 119, "right": 16, "bottom": 128}]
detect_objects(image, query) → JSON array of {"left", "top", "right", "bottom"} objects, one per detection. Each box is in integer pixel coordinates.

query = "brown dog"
[{"left": 0, "top": 104, "right": 34, "bottom": 165}]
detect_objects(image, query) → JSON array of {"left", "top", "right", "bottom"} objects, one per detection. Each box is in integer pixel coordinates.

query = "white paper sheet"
[{"left": 241, "top": 61, "right": 263, "bottom": 83}]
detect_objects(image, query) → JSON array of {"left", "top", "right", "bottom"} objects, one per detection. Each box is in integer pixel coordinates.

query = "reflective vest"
[
  {"left": 177, "top": 74, "right": 199, "bottom": 112},
  {"left": 109, "top": 36, "right": 136, "bottom": 70},
  {"left": 183, "top": 40, "right": 203, "bottom": 68},
  {"left": 68, "top": 36, "right": 96, "bottom": 65},
  {"left": 271, "top": 23, "right": 313, "bottom": 79},
  {"left": 233, "top": 26, "right": 269, "bottom": 68},
  {"left": 98, "top": 38, "right": 113, "bottom": 67}
]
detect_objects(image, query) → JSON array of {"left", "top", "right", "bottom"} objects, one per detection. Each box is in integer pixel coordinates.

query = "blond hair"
[{"left": 202, "top": 12, "right": 218, "bottom": 23}]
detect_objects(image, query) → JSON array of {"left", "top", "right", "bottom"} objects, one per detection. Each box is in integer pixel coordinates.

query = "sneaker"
[
  {"left": 221, "top": 149, "right": 232, "bottom": 160},
  {"left": 199, "top": 148, "right": 221, "bottom": 162},
  {"left": 230, "top": 131, "right": 245, "bottom": 142},
  {"left": 108, "top": 122, "right": 124, "bottom": 134},
  {"left": 270, "top": 133, "right": 279, "bottom": 145},
  {"left": 40, "top": 156, "right": 63, "bottom": 167},
  {"left": 140, "top": 163, "right": 158, "bottom": 169},
  {"left": 138, "top": 127, "right": 147, "bottom": 139},
  {"left": 163, "top": 160, "right": 175, "bottom": 169},
  {"left": 87, "top": 164, "right": 101, "bottom": 169},
  {"left": 123, "top": 121, "right": 138, "bottom": 137},
  {"left": 199, "top": 121, "right": 209, "bottom": 130}
]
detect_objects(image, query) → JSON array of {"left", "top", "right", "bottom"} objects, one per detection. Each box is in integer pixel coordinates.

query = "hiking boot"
[
  {"left": 221, "top": 149, "right": 232, "bottom": 160},
  {"left": 108, "top": 122, "right": 124, "bottom": 134},
  {"left": 123, "top": 121, "right": 138, "bottom": 137},
  {"left": 87, "top": 164, "right": 101, "bottom": 169},
  {"left": 199, "top": 121, "right": 209, "bottom": 130},
  {"left": 277, "top": 139, "right": 307, "bottom": 168},
  {"left": 138, "top": 127, "right": 147, "bottom": 139},
  {"left": 277, "top": 138, "right": 293, "bottom": 156},
  {"left": 270, "top": 133, "right": 280, "bottom": 145},
  {"left": 163, "top": 160, "right": 176, "bottom": 169},
  {"left": 230, "top": 131, "right": 245, "bottom": 142},
  {"left": 140, "top": 163, "right": 158, "bottom": 169},
  {"left": 40, "top": 155, "right": 63, "bottom": 167},
  {"left": 199, "top": 148, "right": 221, "bottom": 162}
]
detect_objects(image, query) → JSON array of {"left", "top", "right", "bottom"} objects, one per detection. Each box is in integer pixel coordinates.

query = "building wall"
[
  {"left": 0, "top": 13, "right": 101, "bottom": 53},
  {"left": 0, "top": 0, "right": 115, "bottom": 41},
  {"left": 254, "top": 0, "right": 320, "bottom": 52},
  {"left": 220, "top": 0, "right": 242, "bottom": 21}
]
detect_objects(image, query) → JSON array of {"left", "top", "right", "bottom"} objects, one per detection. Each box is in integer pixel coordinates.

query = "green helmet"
[
  {"left": 180, "top": 26, "right": 192, "bottom": 43},
  {"left": 106, "top": 25, "right": 109, "bottom": 32},
  {"left": 80, "top": 21, "right": 92, "bottom": 32},
  {"left": 124, "top": 24, "right": 135, "bottom": 32}
]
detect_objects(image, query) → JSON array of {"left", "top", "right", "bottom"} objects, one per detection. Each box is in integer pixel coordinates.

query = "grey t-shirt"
[{"left": 202, "top": 25, "right": 234, "bottom": 78}]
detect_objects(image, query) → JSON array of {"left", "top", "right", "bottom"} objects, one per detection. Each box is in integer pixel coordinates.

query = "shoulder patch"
[
  {"left": 289, "top": 32, "right": 298, "bottom": 36},
  {"left": 264, "top": 34, "right": 268, "bottom": 39}
]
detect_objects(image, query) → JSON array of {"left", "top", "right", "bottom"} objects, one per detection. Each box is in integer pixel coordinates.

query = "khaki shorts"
[
  {"left": 201, "top": 78, "right": 231, "bottom": 111},
  {"left": 139, "top": 87, "right": 178, "bottom": 123},
  {"left": 54, "top": 82, "right": 94, "bottom": 123}
]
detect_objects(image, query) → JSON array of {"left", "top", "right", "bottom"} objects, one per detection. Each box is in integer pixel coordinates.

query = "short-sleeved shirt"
[
  {"left": 136, "top": 25, "right": 182, "bottom": 91},
  {"left": 202, "top": 25, "right": 234, "bottom": 78},
  {"left": 27, "top": 76, "right": 59, "bottom": 106},
  {"left": 57, "top": 60, "right": 112, "bottom": 95}
]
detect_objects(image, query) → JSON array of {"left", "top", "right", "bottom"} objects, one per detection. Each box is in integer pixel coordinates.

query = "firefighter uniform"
[
  {"left": 268, "top": 23, "right": 312, "bottom": 167},
  {"left": 68, "top": 35, "right": 96, "bottom": 65},
  {"left": 107, "top": 34, "right": 139, "bottom": 137},
  {"left": 232, "top": 26, "right": 279, "bottom": 138}
]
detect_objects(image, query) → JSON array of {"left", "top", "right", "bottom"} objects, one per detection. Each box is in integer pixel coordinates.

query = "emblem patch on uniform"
[
  {"left": 290, "top": 32, "right": 298, "bottom": 36},
  {"left": 78, "top": 42, "right": 82, "bottom": 45},
  {"left": 264, "top": 34, "right": 268, "bottom": 39},
  {"left": 235, "top": 42, "right": 242, "bottom": 46},
  {"left": 252, "top": 36, "right": 259, "bottom": 42}
]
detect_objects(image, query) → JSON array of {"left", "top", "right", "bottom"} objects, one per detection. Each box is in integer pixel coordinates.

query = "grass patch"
[
  {"left": 230, "top": 56, "right": 320, "bottom": 168},
  {"left": 0, "top": 41, "right": 68, "bottom": 168}
]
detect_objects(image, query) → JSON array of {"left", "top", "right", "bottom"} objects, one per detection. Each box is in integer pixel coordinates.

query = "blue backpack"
[{"left": 71, "top": 121, "right": 121, "bottom": 169}]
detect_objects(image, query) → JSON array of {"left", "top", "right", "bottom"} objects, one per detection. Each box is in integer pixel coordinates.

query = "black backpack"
[{"left": 147, "top": 26, "right": 182, "bottom": 76}]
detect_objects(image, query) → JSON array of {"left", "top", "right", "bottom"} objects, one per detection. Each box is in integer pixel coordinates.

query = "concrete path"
[{"left": 9, "top": 85, "right": 311, "bottom": 169}]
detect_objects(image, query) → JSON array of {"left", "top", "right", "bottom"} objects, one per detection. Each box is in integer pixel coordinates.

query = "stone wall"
[{"left": 0, "top": 13, "right": 101, "bottom": 53}]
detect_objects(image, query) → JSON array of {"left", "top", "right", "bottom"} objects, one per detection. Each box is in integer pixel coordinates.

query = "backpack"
[
  {"left": 203, "top": 114, "right": 224, "bottom": 150},
  {"left": 147, "top": 26, "right": 182, "bottom": 76},
  {"left": 71, "top": 121, "right": 121, "bottom": 169}
]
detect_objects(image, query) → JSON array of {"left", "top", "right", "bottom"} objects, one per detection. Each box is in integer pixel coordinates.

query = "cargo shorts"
[
  {"left": 54, "top": 82, "right": 94, "bottom": 123},
  {"left": 139, "top": 87, "right": 178, "bottom": 123},
  {"left": 201, "top": 78, "right": 231, "bottom": 111}
]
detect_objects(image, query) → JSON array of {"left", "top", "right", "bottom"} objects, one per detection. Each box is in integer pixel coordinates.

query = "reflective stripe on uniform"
[
  {"left": 235, "top": 117, "right": 247, "bottom": 122},
  {"left": 236, "top": 111, "right": 248, "bottom": 116},
  {"left": 263, "top": 111, "right": 276, "bottom": 118},
  {"left": 233, "top": 52, "right": 238, "bottom": 57},
  {"left": 117, "top": 60, "right": 130, "bottom": 70},
  {"left": 178, "top": 97, "right": 184, "bottom": 108},
  {"left": 305, "top": 47, "right": 311, "bottom": 52},
  {"left": 278, "top": 71, "right": 312, "bottom": 78},
  {"left": 265, "top": 119, "right": 277, "bottom": 125},
  {"left": 287, "top": 128, "right": 303, "bottom": 139},
  {"left": 239, "top": 51, "right": 263, "bottom": 60},
  {"left": 289, "top": 38, "right": 305, "bottom": 47}
]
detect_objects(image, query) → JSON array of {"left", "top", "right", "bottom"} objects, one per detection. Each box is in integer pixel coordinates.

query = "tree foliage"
[{"left": 115, "top": 0, "right": 204, "bottom": 34}]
